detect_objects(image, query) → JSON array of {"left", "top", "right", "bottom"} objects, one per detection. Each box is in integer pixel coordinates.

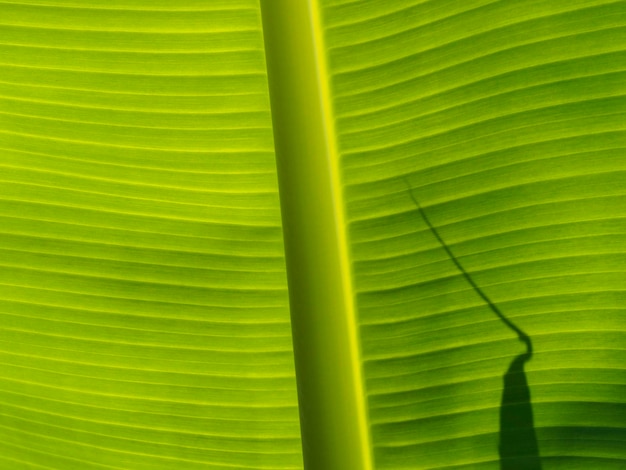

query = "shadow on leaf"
[
  {"left": 405, "top": 180, "right": 542, "bottom": 470},
  {"left": 499, "top": 347, "right": 541, "bottom": 470}
]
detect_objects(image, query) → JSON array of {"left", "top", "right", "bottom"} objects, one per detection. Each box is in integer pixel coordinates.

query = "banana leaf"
[{"left": 0, "top": 0, "right": 624, "bottom": 469}]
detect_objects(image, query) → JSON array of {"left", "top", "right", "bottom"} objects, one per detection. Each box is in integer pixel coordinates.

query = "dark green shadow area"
[
  {"left": 500, "top": 349, "right": 542, "bottom": 470},
  {"left": 406, "top": 181, "right": 542, "bottom": 470}
]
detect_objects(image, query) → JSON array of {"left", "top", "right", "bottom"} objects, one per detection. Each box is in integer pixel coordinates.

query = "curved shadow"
[{"left": 405, "top": 182, "right": 541, "bottom": 469}]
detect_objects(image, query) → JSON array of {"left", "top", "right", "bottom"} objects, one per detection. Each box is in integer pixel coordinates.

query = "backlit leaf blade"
[
  {"left": 321, "top": 0, "right": 626, "bottom": 468},
  {"left": 0, "top": 1, "right": 302, "bottom": 469},
  {"left": 1, "top": 0, "right": 625, "bottom": 469}
]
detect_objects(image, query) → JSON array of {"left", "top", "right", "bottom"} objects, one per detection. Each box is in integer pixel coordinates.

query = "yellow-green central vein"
[
  {"left": 260, "top": 0, "right": 373, "bottom": 467},
  {"left": 308, "top": 1, "right": 374, "bottom": 469}
]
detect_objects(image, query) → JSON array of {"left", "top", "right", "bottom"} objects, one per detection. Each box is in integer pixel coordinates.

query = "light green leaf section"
[
  {"left": 0, "top": 1, "right": 302, "bottom": 469},
  {"left": 2, "top": 1, "right": 626, "bottom": 470},
  {"left": 319, "top": 0, "right": 626, "bottom": 469}
]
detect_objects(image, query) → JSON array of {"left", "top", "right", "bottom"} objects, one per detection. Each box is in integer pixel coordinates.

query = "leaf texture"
[
  {"left": 1, "top": 0, "right": 626, "bottom": 469},
  {"left": 319, "top": 0, "right": 626, "bottom": 468},
  {"left": 0, "top": 1, "right": 302, "bottom": 469}
]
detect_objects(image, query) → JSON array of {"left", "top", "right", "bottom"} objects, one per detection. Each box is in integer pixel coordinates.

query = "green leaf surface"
[
  {"left": 1, "top": 0, "right": 625, "bottom": 469},
  {"left": 320, "top": 0, "right": 626, "bottom": 468},
  {"left": 0, "top": 1, "right": 301, "bottom": 469}
]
